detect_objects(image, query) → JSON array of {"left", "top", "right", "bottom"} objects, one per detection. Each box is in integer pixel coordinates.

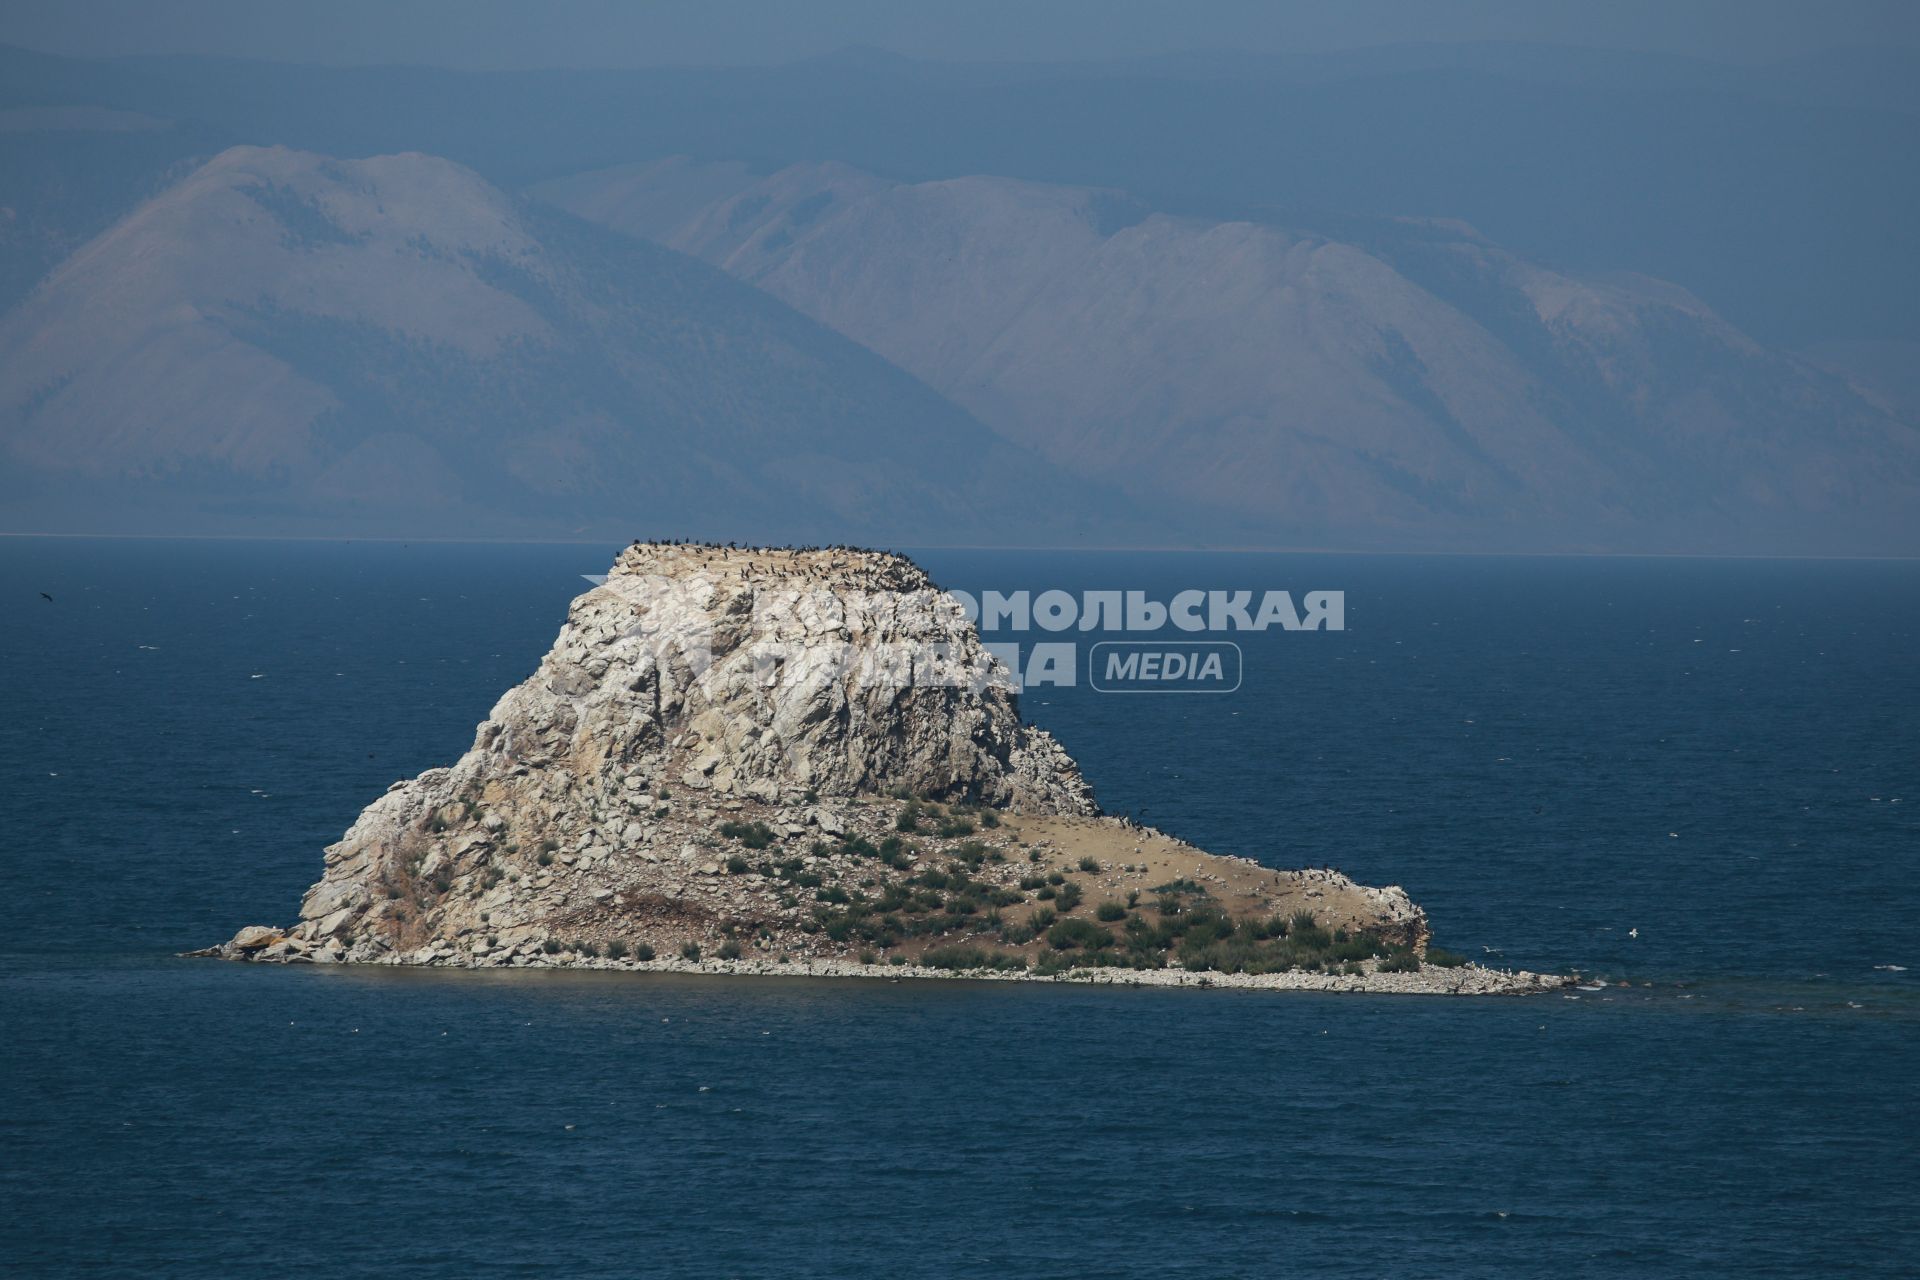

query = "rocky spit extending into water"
[{"left": 204, "top": 542, "right": 1564, "bottom": 996}]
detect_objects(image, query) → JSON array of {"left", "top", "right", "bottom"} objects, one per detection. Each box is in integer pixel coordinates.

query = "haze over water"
[{"left": 3, "top": 538, "right": 1916, "bottom": 1276}]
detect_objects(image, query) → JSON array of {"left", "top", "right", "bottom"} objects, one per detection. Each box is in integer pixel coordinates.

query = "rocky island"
[{"left": 208, "top": 542, "right": 1562, "bottom": 994}]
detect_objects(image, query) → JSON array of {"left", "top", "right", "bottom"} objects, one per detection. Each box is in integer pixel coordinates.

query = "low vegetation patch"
[
  {"left": 1046, "top": 918, "right": 1113, "bottom": 951},
  {"left": 719, "top": 820, "right": 778, "bottom": 849},
  {"left": 919, "top": 945, "right": 1027, "bottom": 972}
]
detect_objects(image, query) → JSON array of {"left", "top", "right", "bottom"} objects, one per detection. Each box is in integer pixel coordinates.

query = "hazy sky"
[{"left": 3, "top": 0, "right": 1916, "bottom": 68}]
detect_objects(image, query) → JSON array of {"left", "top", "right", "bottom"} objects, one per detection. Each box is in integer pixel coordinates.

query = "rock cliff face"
[{"left": 212, "top": 544, "right": 1558, "bottom": 993}]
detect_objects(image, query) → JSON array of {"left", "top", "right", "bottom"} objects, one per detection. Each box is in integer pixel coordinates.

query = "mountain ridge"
[
  {"left": 0, "top": 144, "right": 1117, "bottom": 544},
  {"left": 5, "top": 39, "right": 1914, "bottom": 348},
  {"left": 537, "top": 157, "right": 1920, "bottom": 554}
]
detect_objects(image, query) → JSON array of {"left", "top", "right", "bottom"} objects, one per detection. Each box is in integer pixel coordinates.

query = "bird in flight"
[{"left": 39, "top": 592, "right": 53, "bottom": 602}]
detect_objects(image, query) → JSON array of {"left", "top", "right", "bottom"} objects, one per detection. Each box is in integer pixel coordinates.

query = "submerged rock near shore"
[{"left": 209, "top": 542, "right": 1561, "bottom": 994}]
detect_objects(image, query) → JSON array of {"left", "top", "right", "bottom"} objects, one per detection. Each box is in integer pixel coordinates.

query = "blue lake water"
[{"left": 2, "top": 538, "right": 1917, "bottom": 1277}]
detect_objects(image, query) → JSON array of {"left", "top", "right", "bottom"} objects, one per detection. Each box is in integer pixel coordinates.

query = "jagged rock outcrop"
[{"left": 210, "top": 543, "right": 1560, "bottom": 993}]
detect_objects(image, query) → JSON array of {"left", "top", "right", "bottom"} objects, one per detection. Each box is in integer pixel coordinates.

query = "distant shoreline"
[
  {"left": 193, "top": 948, "right": 1570, "bottom": 996},
  {"left": 4, "top": 530, "right": 1916, "bottom": 562}
]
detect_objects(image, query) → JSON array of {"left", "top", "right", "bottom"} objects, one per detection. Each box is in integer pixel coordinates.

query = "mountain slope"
[
  {"left": 6, "top": 41, "right": 1917, "bottom": 349},
  {"left": 0, "top": 104, "right": 225, "bottom": 314},
  {"left": 0, "top": 145, "right": 1100, "bottom": 542},
  {"left": 538, "top": 158, "right": 1920, "bottom": 553}
]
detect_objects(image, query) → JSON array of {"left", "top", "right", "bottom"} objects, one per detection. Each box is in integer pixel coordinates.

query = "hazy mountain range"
[
  {"left": 533, "top": 157, "right": 1919, "bottom": 552},
  {"left": 0, "top": 42, "right": 1915, "bottom": 551},
  {"left": 0, "top": 146, "right": 1093, "bottom": 541},
  {"left": 5, "top": 39, "right": 1916, "bottom": 347}
]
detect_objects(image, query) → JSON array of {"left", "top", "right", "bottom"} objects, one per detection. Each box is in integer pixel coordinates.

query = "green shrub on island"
[
  {"left": 719, "top": 820, "right": 778, "bottom": 849},
  {"left": 681, "top": 942, "right": 702, "bottom": 962},
  {"left": 1095, "top": 901, "right": 1128, "bottom": 922},
  {"left": 717, "top": 940, "right": 743, "bottom": 960},
  {"left": 919, "top": 945, "right": 1026, "bottom": 971},
  {"left": 836, "top": 835, "right": 877, "bottom": 859},
  {"left": 633, "top": 943, "right": 655, "bottom": 962},
  {"left": 726, "top": 854, "right": 750, "bottom": 875},
  {"left": 1426, "top": 946, "right": 1468, "bottom": 968},
  {"left": 1026, "top": 901, "right": 1419, "bottom": 977},
  {"left": 1078, "top": 856, "right": 1101, "bottom": 873},
  {"left": 1150, "top": 878, "right": 1207, "bottom": 897},
  {"left": 1046, "top": 918, "right": 1113, "bottom": 951}
]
